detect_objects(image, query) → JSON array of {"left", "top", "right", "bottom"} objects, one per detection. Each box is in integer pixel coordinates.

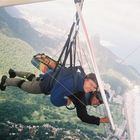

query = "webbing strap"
[
  {"left": 53, "top": 14, "right": 80, "bottom": 82},
  {"left": 56, "top": 22, "right": 75, "bottom": 68},
  {"left": 73, "top": 39, "right": 76, "bottom": 67},
  {"left": 55, "top": 0, "right": 82, "bottom": 69},
  {"left": 74, "top": 0, "right": 81, "bottom": 4}
]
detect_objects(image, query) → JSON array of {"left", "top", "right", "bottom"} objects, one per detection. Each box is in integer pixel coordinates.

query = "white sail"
[{"left": 0, "top": 0, "right": 54, "bottom": 7}]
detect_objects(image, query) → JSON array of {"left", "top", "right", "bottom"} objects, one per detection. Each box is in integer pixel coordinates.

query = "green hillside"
[
  {"left": 0, "top": 33, "right": 37, "bottom": 75},
  {"left": 0, "top": 8, "right": 56, "bottom": 52}
]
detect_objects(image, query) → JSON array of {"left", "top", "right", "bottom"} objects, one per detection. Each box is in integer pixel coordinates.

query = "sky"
[{"left": 11, "top": 0, "right": 140, "bottom": 72}]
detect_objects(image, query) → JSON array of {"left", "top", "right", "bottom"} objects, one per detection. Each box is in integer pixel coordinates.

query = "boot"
[
  {"left": 8, "top": 69, "right": 35, "bottom": 81},
  {"left": 0, "top": 75, "right": 7, "bottom": 91},
  {"left": 26, "top": 74, "right": 35, "bottom": 81},
  {"left": 9, "top": 68, "right": 16, "bottom": 78}
]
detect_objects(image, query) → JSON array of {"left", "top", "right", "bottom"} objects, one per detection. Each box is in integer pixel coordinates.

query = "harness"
[
  {"left": 31, "top": 53, "right": 59, "bottom": 73},
  {"left": 30, "top": 0, "right": 85, "bottom": 110}
]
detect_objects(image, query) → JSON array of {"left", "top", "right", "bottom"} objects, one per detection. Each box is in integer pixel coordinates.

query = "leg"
[
  {"left": 5, "top": 78, "right": 42, "bottom": 94},
  {"left": 9, "top": 69, "right": 35, "bottom": 81}
]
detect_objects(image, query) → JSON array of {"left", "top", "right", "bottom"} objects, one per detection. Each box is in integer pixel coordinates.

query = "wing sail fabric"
[{"left": 0, "top": 0, "right": 54, "bottom": 7}]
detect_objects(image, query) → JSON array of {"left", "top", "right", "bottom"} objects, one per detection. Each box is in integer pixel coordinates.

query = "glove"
[
  {"left": 67, "top": 97, "right": 72, "bottom": 105},
  {"left": 100, "top": 117, "right": 110, "bottom": 123}
]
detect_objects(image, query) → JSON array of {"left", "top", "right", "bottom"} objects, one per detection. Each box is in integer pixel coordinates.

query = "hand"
[
  {"left": 100, "top": 117, "right": 110, "bottom": 123},
  {"left": 67, "top": 97, "right": 72, "bottom": 106}
]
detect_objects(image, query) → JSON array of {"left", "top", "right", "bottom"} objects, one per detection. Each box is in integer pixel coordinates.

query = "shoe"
[
  {"left": 0, "top": 75, "right": 7, "bottom": 91},
  {"left": 27, "top": 74, "right": 35, "bottom": 81},
  {"left": 8, "top": 68, "right": 16, "bottom": 78}
]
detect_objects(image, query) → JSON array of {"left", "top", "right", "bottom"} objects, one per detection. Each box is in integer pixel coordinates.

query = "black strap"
[
  {"left": 74, "top": 0, "right": 81, "bottom": 4},
  {"left": 66, "top": 105, "right": 76, "bottom": 110},
  {"left": 55, "top": 22, "right": 75, "bottom": 69},
  {"left": 51, "top": 0, "right": 83, "bottom": 86},
  {"left": 73, "top": 39, "right": 76, "bottom": 67}
]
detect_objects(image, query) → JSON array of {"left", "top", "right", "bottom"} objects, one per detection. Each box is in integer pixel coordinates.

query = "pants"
[{"left": 5, "top": 71, "right": 42, "bottom": 94}]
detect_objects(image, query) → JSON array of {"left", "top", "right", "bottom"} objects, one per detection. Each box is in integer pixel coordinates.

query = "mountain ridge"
[
  {"left": 1, "top": 7, "right": 140, "bottom": 94},
  {"left": 0, "top": 8, "right": 57, "bottom": 52}
]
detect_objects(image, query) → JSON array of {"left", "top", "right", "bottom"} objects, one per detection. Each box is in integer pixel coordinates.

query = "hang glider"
[
  {"left": 0, "top": 0, "right": 130, "bottom": 139},
  {"left": 1, "top": 0, "right": 115, "bottom": 131},
  {"left": 0, "top": 0, "right": 54, "bottom": 7}
]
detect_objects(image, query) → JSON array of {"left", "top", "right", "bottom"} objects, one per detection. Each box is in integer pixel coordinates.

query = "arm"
[
  {"left": 67, "top": 97, "right": 72, "bottom": 105},
  {"left": 100, "top": 117, "right": 110, "bottom": 123},
  {"left": 76, "top": 103, "right": 100, "bottom": 125},
  {"left": 71, "top": 93, "right": 109, "bottom": 125},
  {"left": 72, "top": 94, "right": 100, "bottom": 125},
  {"left": 75, "top": 100, "right": 110, "bottom": 125}
]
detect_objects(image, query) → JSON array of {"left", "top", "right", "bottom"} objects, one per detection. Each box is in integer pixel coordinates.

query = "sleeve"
[{"left": 72, "top": 95, "right": 100, "bottom": 125}]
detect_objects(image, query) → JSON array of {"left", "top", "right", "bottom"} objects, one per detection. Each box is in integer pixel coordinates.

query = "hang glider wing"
[{"left": 0, "top": 0, "right": 54, "bottom": 7}]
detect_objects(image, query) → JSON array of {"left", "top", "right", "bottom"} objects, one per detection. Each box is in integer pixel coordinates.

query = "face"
[
  {"left": 83, "top": 79, "right": 97, "bottom": 93},
  {"left": 90, "top": 96, "right": 101, "bottom": 106}
]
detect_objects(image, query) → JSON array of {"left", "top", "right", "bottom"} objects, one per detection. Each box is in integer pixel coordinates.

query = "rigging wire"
[
  {"left": 74, "top": 1, "right": 115, "bottom": 131},
  {"left": 51, "top": 31, "right": 69, "bottom": 59},
  {"left": 76, "top": 35, "right": 83, "bottom": 65},
  {"left": 119, "top": 46, "right": 140, "bottom": 64},
  {"left": 76, "top": 33, "right": 91, "bottom": 72},
  {"left": 81, "top": 42, "right": 93, "bottom": 72}
]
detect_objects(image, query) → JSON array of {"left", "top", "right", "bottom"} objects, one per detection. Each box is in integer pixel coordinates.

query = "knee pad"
[
  {"left": 17, "top": 80, "right": 25, "bottom": 88},
  {"left": 27, "top": 74, "right": 35, "bottom": 81}
]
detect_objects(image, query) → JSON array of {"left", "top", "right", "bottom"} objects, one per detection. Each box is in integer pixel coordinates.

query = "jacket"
[{"left": 40, "top": 67, "right": 85, "bottom": 106}]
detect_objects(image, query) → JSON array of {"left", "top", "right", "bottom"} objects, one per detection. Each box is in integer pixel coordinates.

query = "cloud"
[
  {"left": 15, "top": 0, "right": 140, "bottom": 41},
  {"left": 100, "top": 40, "right": 116, "bottom": 48}
]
